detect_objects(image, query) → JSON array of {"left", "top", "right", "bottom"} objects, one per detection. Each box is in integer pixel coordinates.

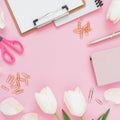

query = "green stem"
[
  {"left": 54, "top": 112, "right": 61, "bottom": 120},
  {"left": 80, "top": 116, "right": 84, "bottom": 120}
]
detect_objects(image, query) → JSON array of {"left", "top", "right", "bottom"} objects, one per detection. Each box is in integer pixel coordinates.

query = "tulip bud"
[
  {"left": 104, "top": 88, "right": 120, "bottom": 104},
  {"left": 64, "top": 87, "right": 86, "bottom": 117},
  {"left": 0, "top": 97, "right": 24, "bottom": 116},
  {"left": 0, "top": 7, "right": 5, "bottom": 29},
  {"left": 107, "top": 0, "right": 120, "bottom": 24},
  {"left": 35, "top": 86, "right": 57, "bottom": 114}
]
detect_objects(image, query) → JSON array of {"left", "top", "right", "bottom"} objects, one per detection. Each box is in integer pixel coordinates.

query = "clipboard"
[{"left": 5, "top": 0, "right": 86, "bottom": 34}]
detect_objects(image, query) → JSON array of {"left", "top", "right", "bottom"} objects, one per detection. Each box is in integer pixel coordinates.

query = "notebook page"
[
  {"left": 91, "top": 47, "right": 120, "bottom": 86},
  {"left": 7, "top": 0, "right": 84, "bottom": 33}
]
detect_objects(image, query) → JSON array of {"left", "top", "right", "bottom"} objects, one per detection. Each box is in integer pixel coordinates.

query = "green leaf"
[
  {"left": 97, "top": 108, "right": 110, "bottom": 120},
  {"left": 102, "top": 108, "right": 110, "bottom": 120},
  {"left": 97, "top": 114, "right": 104, "bottom": 120},
  {"left": 62, "top": 109, "right": 71, "bottom": 120}
]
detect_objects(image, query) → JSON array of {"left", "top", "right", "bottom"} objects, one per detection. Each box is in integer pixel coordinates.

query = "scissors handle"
[
  {"left": 3, "top": 39, "right": 24, "bottom": 54},
  {"left": 0, "top": 44, "right": 15, "bottom": 64}
]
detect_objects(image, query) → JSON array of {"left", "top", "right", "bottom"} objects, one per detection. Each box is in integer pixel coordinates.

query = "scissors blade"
[{"left": 0, "top": 36, "right": 3, "bottom": 41}]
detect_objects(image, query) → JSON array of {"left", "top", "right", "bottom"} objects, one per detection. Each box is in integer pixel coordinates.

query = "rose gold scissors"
[{"left": 0, "top": 36, "right": 24, "bottom": 64}]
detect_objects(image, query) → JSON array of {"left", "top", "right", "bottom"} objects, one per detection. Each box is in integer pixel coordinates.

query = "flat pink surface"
[{"left": 0, "top": 0, "right": 120, "bottom": 120}]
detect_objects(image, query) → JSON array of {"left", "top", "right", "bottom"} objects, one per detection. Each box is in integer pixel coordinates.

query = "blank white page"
[{"left": 7, "top": 0, "right": 84, "bottom": 33}]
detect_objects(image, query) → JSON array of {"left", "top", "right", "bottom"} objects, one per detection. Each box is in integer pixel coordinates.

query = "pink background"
[{"left": 0, "top": 0, "right": 120, "bottom": 120}]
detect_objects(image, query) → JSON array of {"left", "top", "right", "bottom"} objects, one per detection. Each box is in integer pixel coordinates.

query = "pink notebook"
[{"left": 91, "top": 47, "right": 120, "bottom": 86}]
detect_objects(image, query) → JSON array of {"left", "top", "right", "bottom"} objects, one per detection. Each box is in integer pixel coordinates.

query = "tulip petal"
[
  {"left": 104, "top": 88, "right": 120, "bottom": 104},
  {"left": 35, "top": 86, "right": 57, "bottom": 114},
  {"left": 107, "top": 0, "right": 120, "bottom": 23},
  {"left": 113, "top": 18, "right": 120, "bottom": 24},
  {"left": 21, "top": 113, "right": 38, "bottom": 120},
  {"left": 0, "top": 97, "right": 24, "bottom": 115},
  {"left": 64, "top": 87, "right": 86, "bottom": 117}
]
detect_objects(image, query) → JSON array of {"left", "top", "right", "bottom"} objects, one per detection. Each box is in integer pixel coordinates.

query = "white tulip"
[
  {"left": 64, "top": 87, "right": 86, "bottom": 117},
  {"left": 35, "top": 86, "right": 57, "bottom": 114},
  {"left": 0, "top": 7, "right": 5, "bottom": 29},
  {"left": 107, "top": 0, "right": 120, "bottom": 23},
  {"left": 104, "top": 88, "right": 120, "bottom": 104},
  {"left": 0, "top": 97, "right": 24, "bottom": 116}
]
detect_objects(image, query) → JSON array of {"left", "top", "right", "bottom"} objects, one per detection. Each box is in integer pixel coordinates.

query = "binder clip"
[{"left": 33, "top": 5, "right": 69, "bottom": 28}]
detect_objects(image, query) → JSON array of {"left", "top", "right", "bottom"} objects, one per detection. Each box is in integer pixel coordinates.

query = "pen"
[{"left": 88, "top": 31, "right": 120, "bottom": 45}]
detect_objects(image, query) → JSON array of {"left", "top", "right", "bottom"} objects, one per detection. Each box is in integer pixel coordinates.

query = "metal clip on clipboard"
[{"left": 33, "top": 5, "right": 69, "bottom": 28}]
